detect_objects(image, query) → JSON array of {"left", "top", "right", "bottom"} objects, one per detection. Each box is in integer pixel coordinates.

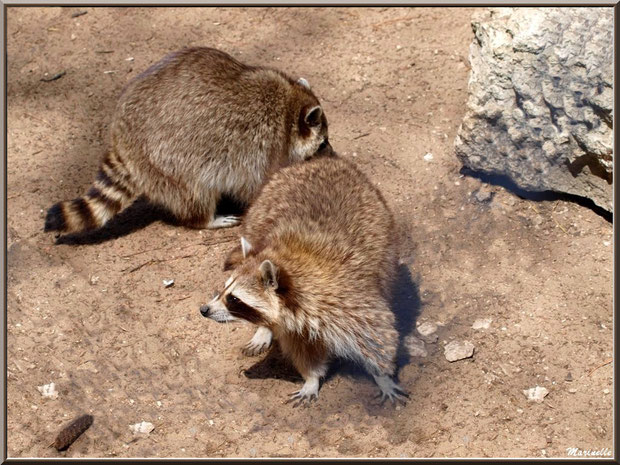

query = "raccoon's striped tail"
[{"left": 44, "top": 158, "right": 135, "bottom": 234}]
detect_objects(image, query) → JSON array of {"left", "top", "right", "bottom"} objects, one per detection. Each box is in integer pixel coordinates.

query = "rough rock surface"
[{"left": 455, "top": 7, "right": 613, "bottom": 212}]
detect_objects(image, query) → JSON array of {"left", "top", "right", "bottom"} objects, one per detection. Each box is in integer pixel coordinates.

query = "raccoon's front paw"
[
  {"left": 373, "top": 375, "right": 409, "bottom": 406},
  {"left": 242, "top": 327, "right": 272, "bottom": 356},
  {"left": 207, "top": 215, "right": 241, "bottom": 229},
  {"left": 286, "top": 382, "right": 319, "bottom": 408}
]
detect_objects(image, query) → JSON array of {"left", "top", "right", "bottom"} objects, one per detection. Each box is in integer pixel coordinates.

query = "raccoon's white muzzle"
[{"left": 200, "top": 294, "right": 237, "bottom": 322}]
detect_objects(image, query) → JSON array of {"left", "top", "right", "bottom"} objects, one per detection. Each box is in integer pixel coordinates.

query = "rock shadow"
[{"left": 460, "top": 167, "right": 613, "bottom": 223}]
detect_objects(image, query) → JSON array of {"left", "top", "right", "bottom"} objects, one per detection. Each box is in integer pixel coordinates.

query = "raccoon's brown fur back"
[{"left": 45, "top": 47, "right": 331, "bottom": 236}]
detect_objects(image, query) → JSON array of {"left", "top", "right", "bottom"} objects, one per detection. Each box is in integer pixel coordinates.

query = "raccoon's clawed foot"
[
  {"left": 207, "top": 215, "right": 241, "bottom": 229},
  {"left": 286, "top": 376, "right": 320, "bottom": 407},
  {"left": 286, "top": 386, "right": 319, "bottom": 408},
  {"left": 242, "top": 327, "right": 273, "bottom": 356},
  {"left": 373, "top": 375, "right": 409, "bottom": 406}
]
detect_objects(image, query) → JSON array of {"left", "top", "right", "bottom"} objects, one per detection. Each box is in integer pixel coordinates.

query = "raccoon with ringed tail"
[
  {"left": 44, "top": 46, "right": 332, "bottom": 237},
  {"left": 201, "top": 156, "right": 408, "bottom": 406}
]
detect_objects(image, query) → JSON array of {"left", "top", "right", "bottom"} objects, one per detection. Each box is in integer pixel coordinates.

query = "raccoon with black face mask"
[
  {"left": 201, "top": 156, "right": 407, "bottom": 406},
  {"left": 44, "top": 47, "right": 332, "bottom": 238}
]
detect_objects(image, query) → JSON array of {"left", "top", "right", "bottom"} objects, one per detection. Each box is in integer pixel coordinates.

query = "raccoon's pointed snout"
[
  {"left": 316, "top": 139, "right": 334, "bottom": 157},
  {"left": 200, "top": 304, "right": 211, "bottom": 318}
]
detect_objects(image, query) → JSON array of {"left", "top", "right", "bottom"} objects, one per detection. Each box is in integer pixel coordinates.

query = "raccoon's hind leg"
[
  {"left": 164, "top": 188, "right": 239, "bottom": 230},
  {"left": 181, "top": 192, "right": 240, "bottom": 229},
  {"left": 242, "top": 326, "right": 273, "bottom": 356},
  {"left": 357, "top": 303, "right": 409, "bottom": 405},
  {"left": 45, "top": 153, "right": 136, "bottom": 235}
]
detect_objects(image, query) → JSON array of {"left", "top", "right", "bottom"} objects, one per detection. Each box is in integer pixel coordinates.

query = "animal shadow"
[
  {"left": 242, "top": 342, "right": 303, "bottom": 384},
  {"left": 53, "top": 194, "right": 247, "bottom": 245}
]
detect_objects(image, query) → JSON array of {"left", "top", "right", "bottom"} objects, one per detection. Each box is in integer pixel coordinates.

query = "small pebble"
[
  {"left": 568, "top": 388, "right": 577, "bottom": 393},
  {"left": 523, "top": 385, "right": 549, "bottom": 402},
  {"left": 404, "top": 334, "right": 427, "bottom": 358},
  {"left": 416, "top": 322, "right": 438, "bottom": 342},
  {"left": 444, "top": 340, "right": 475, "bottom": 362},
  {"left": 38, "top": 382, "right": 58, "bottom": 399},
  {"left": 474, "top": 185, "right": 493, "bottom": 203},
  {"left": 129, "top": 421, "right": 154, "bottom": 434},
  {"left": 472, "top": 318, "right": 492, "bottom": 330},
  {"left": 163, "top": 279, "right": 174, "bottom": 288},
  {"left": 423, "top": 152, "right": 433, "bottom": 162}
]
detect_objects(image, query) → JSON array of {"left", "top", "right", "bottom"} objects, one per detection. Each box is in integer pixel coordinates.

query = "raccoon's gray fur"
[
  {"left": 201, "top": 156, "right": 407, "bottom": 406},
  {"left": 45, "top": 47, "right": 331, "bottom": 236}
]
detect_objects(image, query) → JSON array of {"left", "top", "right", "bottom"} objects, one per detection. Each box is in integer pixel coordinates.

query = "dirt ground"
[{"left": 5, "top": 6, "right": 614, "bottom": 459}]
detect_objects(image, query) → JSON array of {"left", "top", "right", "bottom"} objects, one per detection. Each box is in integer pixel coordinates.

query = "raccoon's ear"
[
  {"left": 259, "top": 260, "right": 279, "bottom": 289},
  {"left": 241, "top": 237, "right": 253, "bottom": 258},
  {"left": 303, "top": 105, "right": 323, "bottom": 128},
  {"left": 297, "top": 77, "right": 311, "bottom": 89}
]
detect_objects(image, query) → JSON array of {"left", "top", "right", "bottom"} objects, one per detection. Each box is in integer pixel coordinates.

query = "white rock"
[
  {"left": 163, "top": 279, "right": 174, "bottom": 288},
  {"left": 417, "top": 321, "right": 437, "bottom": 336},
  {"left": 130, "top": 421, "right": 155, "bottom": 434},
  {"left": 523, "top": 385, "right": 549, "bottom": 402},
  {"left": 472, "top": 318, "right": 492, "bottom": 330},
  {"left": 444, "top": 340, "right": 475, "bottom": 362},
  {"left": 423, "top": 152, "right": 434, "bottom": 162},
  {"left": 474, "top": 185, "right": 493, "bottom": 203},
  {"left": 416, "top": 322, "right": 438, "bottom": 343},
  {"left": 404, "top": 335, "right": 427, "bottom": 358},
  {"left": 37, "top": 382, "right": 58, "bottom": 399}
]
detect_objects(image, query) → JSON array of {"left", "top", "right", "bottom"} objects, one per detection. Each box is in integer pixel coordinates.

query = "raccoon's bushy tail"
[{"left": 44, "top": 153, "right": 136, "bottom": 234}]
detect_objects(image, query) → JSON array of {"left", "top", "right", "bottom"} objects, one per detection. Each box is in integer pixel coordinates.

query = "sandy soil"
[{"left": 6, "top": 6, "right": 613, "bottom": 458}]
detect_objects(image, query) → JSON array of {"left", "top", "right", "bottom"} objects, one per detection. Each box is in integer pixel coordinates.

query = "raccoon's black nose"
[
  {"left": 316, "top": 139, "right": 334, "bottom": 157},
  {"left": 200, "top": 305, "right": 210, "bottom": 317}
]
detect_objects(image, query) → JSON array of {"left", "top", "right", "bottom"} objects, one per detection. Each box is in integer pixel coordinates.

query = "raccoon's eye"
[{"left": 226, "top": 294, "right": 240, "bottom": 305}]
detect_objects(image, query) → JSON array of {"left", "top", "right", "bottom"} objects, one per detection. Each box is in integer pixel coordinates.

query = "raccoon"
[
  {"left": 200, "top": 156, "right": 408, "bottom": 406},
  {"left": 44, "top": 47, "right": 332, "bottom": 237}
]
